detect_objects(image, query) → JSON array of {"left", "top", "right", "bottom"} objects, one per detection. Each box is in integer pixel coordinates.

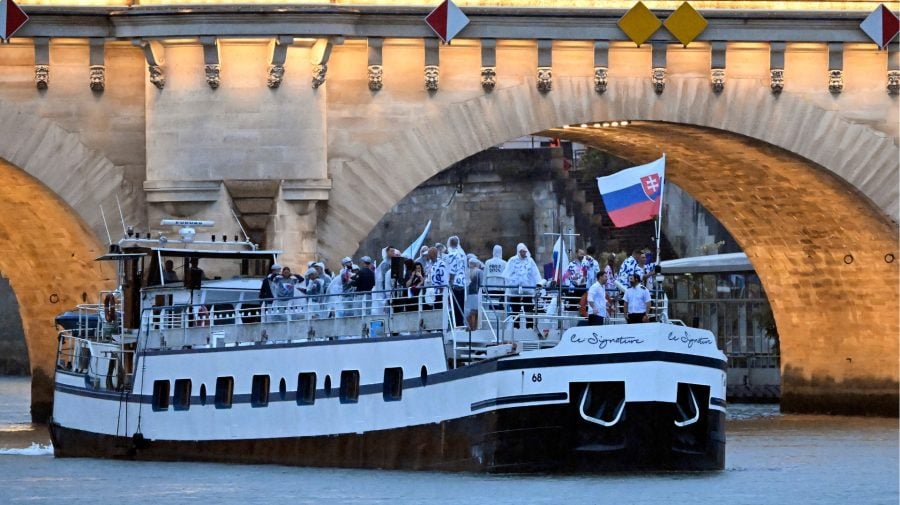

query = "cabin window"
[
  {"left": 199, "top": 384, "right": 207, "bottom": 406},
  {"left": 215, "top": 376, "right": 234, "bottom": 409},
  {"left": 420, "top": 365, "right": 428, "bottom": 387},
  {"left": 340, "top": 370, "right": 360, "bottom": 404},
  {"left": 382, "top": 367, "right": 403, "bottom": 402},
  {"left": 173, "top": 378, "right": 192, "bottom": 410},
  {"left": 251, "top": 375, "right": 270, "bottom": 407},
  {"left": 152, "top": 380, "right": 170, "bottom": 411},
  {"left": 383, "top": 368, "right": 403, "bottom": 401},
  {"left": 324, "top": 375, "right": 332, "bottom": 397},
  {"left": 279, "top": 378, "right": 287, "bottom": 400},
  {"left": 297, "top": 372, "right": 316, "bottom": 406}
]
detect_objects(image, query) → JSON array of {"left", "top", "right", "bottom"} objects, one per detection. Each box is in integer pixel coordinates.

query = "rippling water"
[{"left": 0, "top": 376, "right": 896, "bottom": 505}]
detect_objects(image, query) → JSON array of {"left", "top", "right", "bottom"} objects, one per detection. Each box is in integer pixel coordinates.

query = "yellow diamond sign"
[
  {"left": 618, "top": 1, "right": 662, "bottom": 47},
  {"left": 664, "top": 2, "right": 708, "bottom": 47}
]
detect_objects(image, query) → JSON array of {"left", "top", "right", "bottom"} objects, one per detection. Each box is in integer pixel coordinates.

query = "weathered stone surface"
[{"left": 0, "top": 160, "right": 114, "bottom": 422}]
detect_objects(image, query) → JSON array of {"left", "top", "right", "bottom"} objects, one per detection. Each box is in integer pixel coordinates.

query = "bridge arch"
[
  {"left": 320, "top": 75, "right": 899, "bottom": 414},
  {"left": 0, "top": 98, "right": 128, "bottom": 421},
  {"left": 0, "top": 159, "right": 114, "bottom": 422}
]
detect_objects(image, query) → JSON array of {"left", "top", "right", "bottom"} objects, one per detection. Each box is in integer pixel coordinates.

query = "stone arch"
[
  {"left": 0, "top": 99, "right": 143, "bottom": 241},
  {"left": 0, "top": 99, "right": 130, "bottom": 421},
  {"left": 320, "top": 76, "right": 898, "bottom": 414},
  {"left": 320, "top": 76, "right": 897, "bottom": 260},
  {"left": 0, "top": 159, "right": 114, "bottom": 422}
]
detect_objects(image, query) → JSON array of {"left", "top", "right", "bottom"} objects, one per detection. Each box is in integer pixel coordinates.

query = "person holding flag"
[{"left": 598, "top": 154, "right": 666, "bottom": 293}]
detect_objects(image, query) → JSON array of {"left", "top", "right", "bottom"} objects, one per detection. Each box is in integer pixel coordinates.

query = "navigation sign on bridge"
[
  {"left": 860, "top": 4, "right": 899, "bottom": 49},
  {"left": 425, "top": 0, "right": 469, "bottom": 44},
  {"left": 0, "top": 0, "right": 28, "bottom": 43}
]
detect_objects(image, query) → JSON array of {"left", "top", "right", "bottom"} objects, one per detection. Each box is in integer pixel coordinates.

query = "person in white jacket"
[
  {"left": 483, "top": 245, "right": 507, "bottom": 309},
  {"left": 502, "top": 243, "right": 542, "bottom": 329}
]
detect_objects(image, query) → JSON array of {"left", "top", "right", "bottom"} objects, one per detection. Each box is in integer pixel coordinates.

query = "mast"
[{"left": 654, "top": 153, "right": 667, "bottom": 268}]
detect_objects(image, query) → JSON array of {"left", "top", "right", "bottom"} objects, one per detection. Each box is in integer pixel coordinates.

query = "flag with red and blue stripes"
[{"left": 596, "top": 155, "right": 665, "bottom": 228}]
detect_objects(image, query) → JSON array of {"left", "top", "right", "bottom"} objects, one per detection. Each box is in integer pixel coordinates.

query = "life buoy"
[
  {"left": 196, "top": 305, "right": 210, "bottom": 327},
  {"left": 103, "top": 294, "right": 116, "bottom": 323}
]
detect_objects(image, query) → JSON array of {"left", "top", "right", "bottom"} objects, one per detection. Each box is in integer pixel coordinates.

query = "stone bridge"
[{"left": 1, "top": 2, "right": 896, "bottom": 420}]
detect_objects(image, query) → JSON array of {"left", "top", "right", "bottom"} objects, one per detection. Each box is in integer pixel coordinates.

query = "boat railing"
[
  {"left": 56, "top": 331, "right": 134, "bottom": 391},
  {"left": 136, "top": 286, "right": 454, "bottom": 351}
]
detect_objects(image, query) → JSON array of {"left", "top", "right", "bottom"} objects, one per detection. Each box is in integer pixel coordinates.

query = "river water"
[{"left": 0, "top": 376, "right": 896, "bottom": 504}]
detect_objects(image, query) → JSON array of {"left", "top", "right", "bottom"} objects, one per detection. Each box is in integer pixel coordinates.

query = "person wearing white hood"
[
  {"left": 483, "top": 245, "right": 507, "bottom": 309},
  {"left": 502, "top": 243, "right": 542, "bottom": 329},
  {"left": 445, "top": 235, "right": 467, "bottom": 327}
]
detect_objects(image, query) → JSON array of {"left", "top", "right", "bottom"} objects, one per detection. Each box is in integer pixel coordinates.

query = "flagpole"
[{"left": 654, "top": 154, "right": 667, "bottom": 266}]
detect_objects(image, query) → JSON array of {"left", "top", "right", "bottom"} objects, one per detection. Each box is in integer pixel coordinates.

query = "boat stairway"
[{"left": 451, "top": 337, "right": 516, "bottom": 366}]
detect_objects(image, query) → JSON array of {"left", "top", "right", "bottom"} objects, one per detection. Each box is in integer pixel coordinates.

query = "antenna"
[
  {"left": 115, "top": 195, "right": 127, "bottom": 238},
  {"left": 230, "top": 207, "right": 251, "bottom": 244},
  {"left": 99, "top": 205, "right": 113, "bottom": 244}
]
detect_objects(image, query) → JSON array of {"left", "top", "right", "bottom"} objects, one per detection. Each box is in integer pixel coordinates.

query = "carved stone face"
[
  {"left": 205, "top": 64, "right": 220, "bottom": 89},
  {"left": 312, "top": 63, "right": 327, "bottom": 89},
  {"left": 424, "top": 65, "right": 439, "bottom": 91},
  {"left": 710, "top": 68, "right": 725, "bottom": 93},
  {"left": 536, "top": 67, "right": 552, "bottom": 93},
  {"left": 267, "top": 64, "right": 285, "bottom": 89},
  {"left": 481, "top": 67, "right": 496, "bottom": 92},
  {"left": 35, "top": 65, "right": 49, "bottom": 90},
  {"left": 89, "top": 65, "right": 105, "bottom": 92},
  {"left": 770, "top": 69, "right": 784, "bottom": 94},
  {"left": 593, "top": 66, "right": 608, "bottom": 94},
  {"left": 651, "top": 67, "right": 666, "bottom": 95},
  {"left": 828, "top": 69, "right": 843, "bottom": 94},
  {"left": 888, "top": 70, "right": 900, "bottom": 95},
  {"left": 367, "top": 65, "right": 383, "bottom": 91}
]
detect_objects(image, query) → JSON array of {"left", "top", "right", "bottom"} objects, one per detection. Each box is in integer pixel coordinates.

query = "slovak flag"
[
  {"left": 596, "top": 155, "right": 665, "bottom": 228},
  {"left": 551, "top": 237, "right": 568, "bottom": 283}
]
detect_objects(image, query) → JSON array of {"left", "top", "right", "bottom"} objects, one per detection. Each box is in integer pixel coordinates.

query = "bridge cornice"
[{"left": 16, "top": 6, "right": 879, "bottom": 43}]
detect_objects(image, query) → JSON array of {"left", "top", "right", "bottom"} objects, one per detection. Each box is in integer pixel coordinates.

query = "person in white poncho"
[{"left": 502, "top": 243, "right": 542, "bottom": 329}]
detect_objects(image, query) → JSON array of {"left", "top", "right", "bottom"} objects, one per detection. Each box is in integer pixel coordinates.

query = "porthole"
[
  {"left": 843, "top": 254, "right": 854, "bottom": 264},
  {"left": 886, "top": 253, "right": 895, "bottom": 264}
]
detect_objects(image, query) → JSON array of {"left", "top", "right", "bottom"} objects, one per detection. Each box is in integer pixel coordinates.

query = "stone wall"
[
  {"left": 355, "top": 148, "right": 571, "bottom": 265},
  {"left": 0, "top": 276, "right": 27, "bottom": 375}
]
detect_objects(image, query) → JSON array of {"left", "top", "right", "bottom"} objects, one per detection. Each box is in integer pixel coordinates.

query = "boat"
[{"left": 49, "top": 219, "right": 727, "bottom": 472}]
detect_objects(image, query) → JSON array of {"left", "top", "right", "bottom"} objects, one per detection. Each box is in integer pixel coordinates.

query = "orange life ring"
[{"left": 103, "top": 294, "right": 116, "bottom": 323}]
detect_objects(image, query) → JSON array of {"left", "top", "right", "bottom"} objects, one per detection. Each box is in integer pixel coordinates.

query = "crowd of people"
[{"left": 256, "top": 238, "right": 662, "bottom": 327}]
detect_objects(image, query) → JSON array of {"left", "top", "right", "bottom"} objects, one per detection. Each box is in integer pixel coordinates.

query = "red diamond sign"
[
  {"left": 0, "top": 0, "right": 28, "bottom": 42},
  {"left": 860, "top": 3, "right": 899, "bottom": 49},
  {"left": 425, "top": 0, "right": 469, "bottom": 44}
]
